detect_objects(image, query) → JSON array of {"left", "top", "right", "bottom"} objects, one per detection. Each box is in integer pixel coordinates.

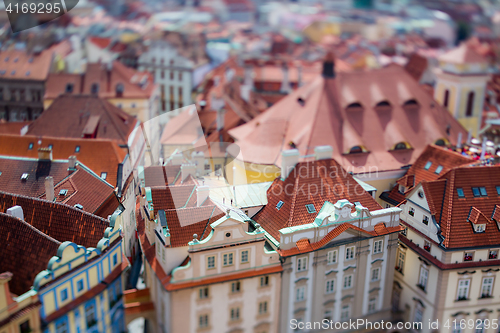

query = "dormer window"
[
  {"left": 474, "top": 224, "right": 486, "bottom": 233},
  {"left": 398, "top": 185, "right": 404, "bottom": 194},
  {"left": 65, "top": 83, "right": 74, "bottom": 93},
  {"left": 91, "top": 83, "right": 99, "bottom": 95},
  {"left": 394, "top": 142, "right": 409, "bottom": 150},
  {"left": 305, "top": 204, "right": 316, "bottom": 213},
  {"left": 375, "top": 100, "right": 391, "bottom": 107},
  {"left": 496, "top": 186, "right": 500, "bottom": 195},
  {"left": 349, "top": 146, "right": 364, "bottom": 154},
  {"left": 346, "top": 102, "right": 363, "bottom": 111},
  {"left": 464, "top": 252, "right": 473, "bottom": 261},
  {"left": 115, "top": 83, "right": 124, "bottom": 97},
  {"left": 21, "top": 173, "right": 29, "bottom": 181},
  {"left": 59, "top": 189, "right": 68, "bottom": 196},
  {"left": 403, "top": 99, "right": 418, "bottom": 106}
]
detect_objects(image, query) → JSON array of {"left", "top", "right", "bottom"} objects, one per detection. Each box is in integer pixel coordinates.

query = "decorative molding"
[
  {"left": 457, "top": 270, "right": 476, "bottom": 275},
  {"left": 452, "top": 311, "right": 470, "bottom": 317},
  {"left": 482, "top": 268, "right": 500, "bottom": 273},
  {"left": 341, "top": 295, "right": 354, "bottom": 301},
  {"left": 343, "top": 265, "right": 356, "bottom": 271},
  {"left": 294, "top": 307, "right": 307, "bottom": 314},
  {"left": 369, "top": 287, "right": 381, "bottom": 294},
  {"left": 325, "top": 269, "right": 338, "bottom": 276},
  {"left": 371, "top": 259, "right": 384, "bottom": 265},
  {"left": 475, "top": 309, "right": 493, "bottom": 314},
  {"left": 323, "top": 299, "right": 335, "bottom": 306},
  {"left": 295, "top": 277, "right": 309, "bottom": 284}
]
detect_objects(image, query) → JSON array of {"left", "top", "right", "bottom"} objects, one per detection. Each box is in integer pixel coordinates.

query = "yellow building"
[{"left": 434, "top": 40, "right": 491, "bottom": 137}]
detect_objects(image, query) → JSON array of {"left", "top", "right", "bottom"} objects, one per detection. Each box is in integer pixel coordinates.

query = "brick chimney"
[
  {"left": 45, "top": 176, "right": 54, "bottom": 202},
  {"left": 281, "top": 149, "right": 299, "bottom": 180},
  {"left": 38, "top": 147, "right": 52, "bottom": 161}
]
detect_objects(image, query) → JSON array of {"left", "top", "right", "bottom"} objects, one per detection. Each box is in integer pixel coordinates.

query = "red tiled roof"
[
  {"left": 404, "top": 53, "right": 428, "bottom": 81},
  {"left": 0, "top": 192, "right": 109, "bottom": 249},
  {"left": 253, "top": 158, "right": 382, "bottom": 241},
  {"left": 45, "top": 61, "right": 156, "bottom": 100},
  {"left": 0, "top": 156, "right": 117, "bottom": 216},
  {"left": 143, "top": 165, "right": 181, "bottom": 187},
  {"left": 0, "top": 49, "right": 53, "bottom": 81},
  {"left": 0, "top": 212, "right": 60, "bottom": 296},
  {"left": 422, "top": 165, "right": 500, "bottom": 248},
  {"left": 0, "top": 121, "right": 31, "bottom": 135},
  {"left": 0, "top": 134, "right": 127, "bottom": 186},
  {"left": 27, "top": 95, "right": 138, "bottom": 145},
  {"left": 229, "top": 65, "right": 467, "bottom": 173}
]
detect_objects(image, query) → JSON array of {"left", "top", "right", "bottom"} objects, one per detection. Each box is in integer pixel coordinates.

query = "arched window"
[
  {"left": 347, "top": 102, "right": 362, "bottom": 108},
  {"left": 376, "top": 100, "right": 391, "bottom": 107},
  {"left": 466, "top": 91, "right": 474, "bottom": 117},
  {"left": 115, "top": 83, "right": 124, "bottom": 97},
  {"left": 403, "top": 99, "right": 418, "bottom": 107},
  {"left": 443, "top": 89, "right": 449, "bottom": 109},
  {"left": 349, "top": 146, "right": 363, "bottom": 154},
  {"left": 394, "top": 142, "right": 408, "bottom": 150},
  {"left": 435, "top": 139, "right": 446, "bottom": 146}
]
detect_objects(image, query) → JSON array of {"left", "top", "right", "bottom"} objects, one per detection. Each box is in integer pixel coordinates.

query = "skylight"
[
  {"left": 480, "top": 187, "right": 487, "bottom": 196},
  {"left": 101, "top": 172, "right": 107, "bottom": 180},
  {"left": 457, "top": 188, "right": 465, "bottom": 198},
  {"left": 59, "top": 189, "right": 68, "bottom": 196},
  {"left": 276, "top": 200, "right": 284, "bottom": 210},
  {"left": 497, "top": 186, "right": 500, "bottom": 196},
  {"left": 74, "top": 204, "right": 83, "bottom": 209},
  {"left": 472, "top": 187, "right": 487, "bottom": 197},
  {"left": 21, "top": 173, "right": 29, "bottom": 181},
  {"left": 306, "top": 204, "right": 316, "bottom": 213},
  {"left": 435, "top": 165, "right": 443, "bottom": 174},
  {"left": 424, "top": 161, "right": 432, "bottom": 170},
  {"left": 28, "top": 142, "right": 33, "bottom": 150},
  {"left": 75, "top": 146, "right": 80, "bottom": 153}
]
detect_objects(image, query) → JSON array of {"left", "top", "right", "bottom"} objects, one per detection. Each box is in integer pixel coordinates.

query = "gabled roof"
[
  {"left": 0, "top": 212, "right": 60, "bottom": 296},
  {"left": 253, "top": 158, "right": 382, "bottom": 241},
  {"left": 384, "top": 145, "right": 472, "bottom": 204},
  {"left": 229, "top": 64, "right": 466, "bottom": 173},
  {"left": 26, "top": 95, "right": 138, "bottom": 145},
  {"left": 0, "top": 155, "right": 117, "bottom": 216},
  {"left": 45, "top": 61, "right": 156, "bottom": 100},
  {"left": 422, "top": 166, "right": 500, "bottom": 248},
  {"left": 0, "top": 134, "right": 127, "bottom": 186},
  {"left": 439, "top": 39, "right": 490, "bottom": 64},
  {"left": 0, "top": 192, "right": 109, "bottom": 249}
]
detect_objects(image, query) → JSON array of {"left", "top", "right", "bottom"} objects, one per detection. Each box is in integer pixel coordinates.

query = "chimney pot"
[
  {"left": 68, "top": 155, "right": 77, "bottom": 170},
  {"left": 38, "top": 147, "right": 53, "bottom": 161},
  {"left": 281, "top": 149, "right": 299, "bottom": 180},
  {"left": 45, "top": 176, "right": 55, "bottom": 202}
]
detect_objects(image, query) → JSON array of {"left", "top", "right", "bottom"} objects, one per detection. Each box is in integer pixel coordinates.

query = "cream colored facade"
[{"left": 395, "top": 185, "right": 500, "bottom": 333}]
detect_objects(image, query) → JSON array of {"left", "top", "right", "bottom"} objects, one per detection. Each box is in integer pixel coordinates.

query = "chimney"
[
  {"left": 196, "top": 186, "right": 210, "bottom": 206},
  {"left": 45, "top": 176, "right": 54, "bottom": 202},
  {"left": 216, "top": 108, "right": 226, "bottom": 131},
  {"left": 6, "top": 205, "right": 24, "bottom": 220},
  {"left": 322, "top": 52, "right": 335, "bottom": 79},
  {"left": 191, "top": 151, "right": 205, "bottom": 175},
  {"left": 314, "top": 145, "right": 333, "bottom": 160},
  {"left": 298, "top": 66, "right": 303, "bottom": 87},
  {"left": 38, "top": 147, "right": 52, "bottom": 161},
  {"left": 171, "top": 153, "right": 184, "bottom": 165},
  {"left": 280, "top": 63, "right": 290, "bottom": 93},
  {"left": 281, "top": 149, "right": 299, "bottom": 180},
  {"left": 68, "top": 155, "right": 77, "bottom": 171},
  {"left": 181, "top": 163, "right": 196, "bottom": 182}
]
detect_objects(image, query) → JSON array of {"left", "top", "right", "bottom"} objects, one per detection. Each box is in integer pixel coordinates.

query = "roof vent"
[
  {"left": 59, "top": 189, "right": 68, "bottom": 196},
  {"left": 21, "top": 173, "right": 29, "bottom": 181},
  {"left": 74, "top": 204, "right": 83, "bottom": 210}
]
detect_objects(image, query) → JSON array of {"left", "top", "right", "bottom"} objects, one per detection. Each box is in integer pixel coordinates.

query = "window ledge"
[
  {"left": 455, "top": 298, "right": 470, "bottom": 302},
  {"left": 416, "top": 284, "right": 427, "bottom": 293}
]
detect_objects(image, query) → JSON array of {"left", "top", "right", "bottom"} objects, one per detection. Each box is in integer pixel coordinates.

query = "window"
[
  {"left": 199, "top": 314, "right": 209, "bottom": 328},
  {"left": 371, "top": 268, "right": 380, "bottom": 281},
  {"left": 259, "top": 301, "right": 268, "bottom": 314},
  {"left": 297, "top": 257, "right": 308, "bottom": 271},
  {"left": 48, "top": 144, "right": 53, "bottom": 150},
  {"left": 414, "top": 305, "right": 424, "bottom": 326},
  {"left": 489, "top": 250, "right": 498, "bottom": 260},
  {"left": 324, "top": 310, "right": 332, "bottom": 321},
  {"left": 178, "top": 72, "right": 182, "bottom": 80},
  {"left": 77, "top": 279, "right": 84, "bottom": 292},
  {"left": 276, "top": 200, "right": 284, "bottom": 210},
  {"left": 373, "top": 240, "right": 383, "bottom": 254},
  {"left": 396, "top": 251, "right": 405, "bottom": 273},
  {"left": 223, "top": 253, "right": 233, "bottom": 266},
  {"left": 343, "top": 275, "right": 353, "bottom": 289},
  {"left": 56, "top": 321, "right": 68, "bottom": 333},
  {"left": 295, "top": 286, "right": 305, "bottom": 302},
  {"left": 422, "top": 215, "right": 429, "bottom": 225},
  {"left": 472, "top": 187, "right": 487, "bottom": 197},
  {"left": 457, "top": 280, "right": 470, "bottom": 300},
  {"left": 466, "top": 91, "right": 474, "bottom": 117},
  {"left": 325, "top": 279, "right": 335, "bottom": 294},
  {"left": 475, "top": 320, "right": 485, "bottom": 333},
  {"left": 207, "top": 255, "right": 215, "bottom": 269},
  {"left": 241, "top": 250, "right": 249, "bottom": 263},
  {"left": 85, "top": 303, "right": 96, "bottom": 327},
  {"left": 480, "top": 187, "right": 487, "bottom": 196},
  {"left": 345, "top": 246, "right": 355, "bottom": 260},
  {"left": 230, "top": 307, "right": 240, "bottom": 321},
  {"left": 408, "top": 207, "right": 415, "bottom": 217},
  {"left": 418, "top": 267, "right": 428, "bottom": 291},
  {"left": 19, "top": 320, "right": 30, "bottom": 333},
  {"left": 28, "top": 142, "right": 33, "bottom": 150},
  {"left": 91, "top": 83, "right": 99, "bottom": 95},
  {"left": 368, "top": 297, "right": 377, "bottom": 313},
  {"left": 424, "top": 161, "right": 432, "bottom": 170},
  {"left": 305, "top": 204, "right": 316, "bottom": 213},
  {"left": 340, "top": 305, "right": 350, "bottom": 322},
  {"left": 496, "top": 186, "right": 500, "bottom": 195},
  {"left": 443, "top": 89, "right": 449, "bottom": 108},
  {"left": 61, "top": 289, "right": 68, "bottom": 301},
  {"left": 199, "top": 287, "right": 209, "bottom": 299},
  {"left": 260, "top": 276, "right": 269, "bottom": 287},
  {"left": 231, "top": 281, "right": 240, "bottom": 293},
  {"left": 457, "top": 188, "right": 465, "bottom": 198},
  {"left": 475, "top": 224, "right": 485, "bottom": 233},
  {"left": 170, "top": 71, "right": 174, "bottom": 80},
  {"left": 75, "top": 146, "right": 80, "bottom": 153},
  {"left": 464, "top": 252, "right": 473, "bottom": 261},
  {"left": 453, "top": 321, "right": 462, "bottom": 333},
  {"left": 424, "top": 241, "right": 431, "bottom": 252},
  {"left": 481, "top": 277, "right": 493, "bottom": 298},
  {"left": 112, "top": 253, "right": 117, "bottom": 266},
  {"left": 394, "top": 142, "right": 408, "bottom": 150},
  {"left": 435, "top": 165, "right": 443, "bottom": 174},
  {"left": 327, "top": 250, "right": 337, "bottom": 264},
  {"left": 349, "top": 146, "right": 363, "bottom": 154}
]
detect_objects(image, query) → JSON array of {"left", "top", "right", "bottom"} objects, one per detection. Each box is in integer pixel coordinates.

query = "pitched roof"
[
  {"left": 0, "top": 49, "right": 53, "bottom": 81},
  {"left": 0, "top": 155, "right": 117, "bottom": 216},
  {"left": 0, "top": 134, "right": 127, "bottom": 186},
  {"left": 422, "top": 166, "right": 500, "bottom": 248},
  {"left": 160, "top": 106, "right": 204, "bottom": 145},
  {"left": 229, "top": 64, "right": 466, "bottom": 173},
  {"left": 439, "top": 40, "right": 490, "bottom": 64},
  {"left": 143, "top": 165, "right": 181, "bottom": 187},
  {"left": 0, "top": 212, "right": 60, "bottom": 296},
  {"left": 0, "top": 191, "right": 109, "bottom": 248},
  {"left": 253, "top": 158, "right": 382, "bottom": 241},
  {"left": 0, "top": 121, "right": 31, "bottom": 135},
  {"left": 45, "top": 61, "right": 156, "bottom": 100},
  {"left": 404, "top": 53, "right": 428, "bottom": 81},
  {"left": 26, "top": 95, "right": 138, "bottom": 145}
]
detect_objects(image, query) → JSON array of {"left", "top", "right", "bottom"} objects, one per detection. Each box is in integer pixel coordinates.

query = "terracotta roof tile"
[
  {"left": 0, "top": 49, "right": 52, "bottom": 81},
  {"left": 296, "top": 239, "right": 313, "bottom": 253},
  {"left": 0, "top": 212, "right": 60, "bottom": 296}
]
